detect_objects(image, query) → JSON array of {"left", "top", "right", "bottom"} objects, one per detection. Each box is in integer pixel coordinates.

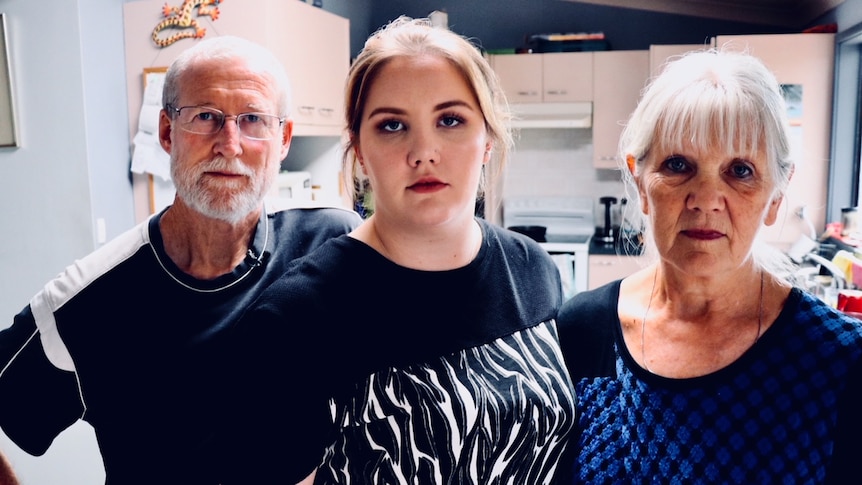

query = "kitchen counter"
[{"left": 589, "top": 232, "right": 644, "bottom": 256}]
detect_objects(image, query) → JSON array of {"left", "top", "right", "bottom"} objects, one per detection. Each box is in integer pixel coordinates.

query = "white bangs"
[
  {"left": 622, "top": 49, "right": 793, "bottom": 195},
  {"left": 652, "top": 85, "right": 766, "bottom": 162}
]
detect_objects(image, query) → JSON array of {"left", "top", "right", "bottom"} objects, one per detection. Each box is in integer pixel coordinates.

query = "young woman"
[{"left": 234, "top": 16, "right": 576, "bottom": 485}]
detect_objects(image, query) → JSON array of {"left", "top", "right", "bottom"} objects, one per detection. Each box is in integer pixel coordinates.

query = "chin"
[{"left": 189, "top": 191, "right": 263, "bottom": 225}]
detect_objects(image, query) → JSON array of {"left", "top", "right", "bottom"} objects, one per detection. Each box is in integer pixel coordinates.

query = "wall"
[
  {"left": 502, "top": 128, "right": 626, "bottom": 220},
  {"left": 0, "top": 1, "right": 133, "bottom": 483},
  {"left": 366, "top": 0, "right": 794, "bottom": 54}
]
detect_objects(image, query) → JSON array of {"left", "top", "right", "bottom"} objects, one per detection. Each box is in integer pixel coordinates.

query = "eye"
[
  {"left": 195, "top": 110, "right": 218, "bottom": 122},
  {"left": 439, "top": 113, "right": 465, "bottom": 128},
  {"left": 243, "top": 113, "right": 262, "bottom": 124},
  {"left": 378, "top": 119, "right": 405, "bottom": 133},
  {"left": 662, "top": 155, "right": 690, "bottom": 173},
  {"left": 728, "top": 160, "right": 755, "bottom": 179}
]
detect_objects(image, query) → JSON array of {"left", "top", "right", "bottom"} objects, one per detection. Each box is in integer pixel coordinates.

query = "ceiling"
[{"left": 563, "top": 0, "right": 844, "bottom": 28}]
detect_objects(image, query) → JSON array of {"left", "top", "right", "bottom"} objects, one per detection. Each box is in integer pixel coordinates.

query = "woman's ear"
[
  {"left": 483, "top": 142, "right": 492, "bottom": 164},
  {"left": 764, "top": 194, "right": 784, "bottom": 226},
  {"left": 353, "top": 145, "right": 368, "bottom": 176},
  {"left": 626, "top": 154, "right": 636, "bottom": 175}
]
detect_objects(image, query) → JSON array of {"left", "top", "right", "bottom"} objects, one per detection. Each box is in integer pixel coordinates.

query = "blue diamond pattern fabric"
[{"left": 558, "top": 284, "right": 862, "bottom": 484}]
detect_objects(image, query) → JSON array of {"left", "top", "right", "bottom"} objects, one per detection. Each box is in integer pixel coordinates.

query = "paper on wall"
[{"left": 131, "top": 71, "right": 172, "bottom": 182}]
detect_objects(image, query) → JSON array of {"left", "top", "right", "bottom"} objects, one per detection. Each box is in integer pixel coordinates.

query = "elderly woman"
[{"left": 557, "top": 49, "right": 862, "bottom": 483}]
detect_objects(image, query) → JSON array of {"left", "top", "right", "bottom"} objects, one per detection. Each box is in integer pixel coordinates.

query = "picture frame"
[{"left": 0, "top": 13, "right": 17, "bottom": 148}]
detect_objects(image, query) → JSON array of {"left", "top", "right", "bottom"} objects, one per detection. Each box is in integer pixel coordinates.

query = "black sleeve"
[
  {"left": 220, "top": 280, "right": 333, "bottom": 485},
  {"left": 556, "top": 281, "right": 620, "bottom": 381},
  {"left": 0, "top": 307, "right": 84, "bottom": 456}
]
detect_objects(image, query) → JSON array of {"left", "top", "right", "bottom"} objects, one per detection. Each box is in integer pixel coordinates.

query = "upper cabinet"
[
  {"left": 268, "top": 1, "right": 348, "bottom": 136},
  {"left": 123, "top": 0, "right": 349, "bottom": 138},
  {"left": 649, "top": 44, "right": 707, "bottom": 76},
  {"left": 492, "top": 52, "right": 593, "bottom": 103},
  {"left": 592, "top": 50, "right": 649, "bottom": 169},
  {"left": 713, "top": 33, "right": 835, "bottom": 250}
]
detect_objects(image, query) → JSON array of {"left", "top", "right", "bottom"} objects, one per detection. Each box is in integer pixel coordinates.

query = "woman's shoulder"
[
  {"left": 559, "top": 281, "right": 621, "bottom": 324},
  {"left": 481, "top": 219, "right": 554, "bottom": 262}
]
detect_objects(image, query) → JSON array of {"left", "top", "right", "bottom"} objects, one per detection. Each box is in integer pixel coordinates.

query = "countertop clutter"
[{"left": 588, "top": 228, "right": 644, "bottom": 256}]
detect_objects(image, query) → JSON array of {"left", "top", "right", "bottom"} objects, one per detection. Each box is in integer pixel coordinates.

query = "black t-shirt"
[
  {"left": 235, "top": 220, "right": 577, "bottom": 484},
  {"left": 0, "top": 206, "right": 361, "bottom": 484}
]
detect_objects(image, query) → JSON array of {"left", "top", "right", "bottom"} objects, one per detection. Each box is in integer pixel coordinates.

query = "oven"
[{"left": 503, "top": 196, "right": 594, "bottom": 299}]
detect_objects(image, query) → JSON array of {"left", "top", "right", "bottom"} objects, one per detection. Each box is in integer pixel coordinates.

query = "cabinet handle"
[
  {"left": 298, "top": 106, "right": 314, "bottom": 115},
  {"left": 516, "top": 91, "right": 539, "bottom": 96},
  {"left": 317, "top": 108, "right": 335, "bottom": 117},
  {"left": 546, "top": 90, "right": 568, "bottom": 95}
]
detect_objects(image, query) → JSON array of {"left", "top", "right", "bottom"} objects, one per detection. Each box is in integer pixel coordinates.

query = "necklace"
[
  {"left": 640, "top": 269, "right": 764, "bottom": 373},
  {"left": 151, "top": 214, "right": 268, "bottom": 293}
]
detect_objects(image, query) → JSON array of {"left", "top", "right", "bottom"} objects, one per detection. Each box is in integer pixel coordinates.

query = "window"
[{"left": 830, "top": 24, "right": 862, "bottom": 221}]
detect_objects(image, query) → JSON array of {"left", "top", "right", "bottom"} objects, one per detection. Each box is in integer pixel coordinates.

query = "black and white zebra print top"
[{"left": 235, "top": 219, "right": 577, "bottom": 484}]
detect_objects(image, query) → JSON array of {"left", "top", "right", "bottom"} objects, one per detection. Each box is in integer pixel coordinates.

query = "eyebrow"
[{"left": 366, "top": 100, "right": 475, "bottom": 118}]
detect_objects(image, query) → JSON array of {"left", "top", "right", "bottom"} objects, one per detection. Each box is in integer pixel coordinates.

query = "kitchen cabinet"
[
  {"left": 592, "top": 50, "right": 649, "bottom": 169},
  {"left": 714, "top": 33, "right": 834, "bottom": 251},
  {"left": 271, "top": 1, "right": 348, "bottom": 136},
  {"left": 649, "top": 44, "right": 706, "bottom": 76},
  {"left": 492, "top": 52, "right": 593, "bottom": 103},
  {"left": 588, "top": 254, "right": 646, "bottom": 289}
]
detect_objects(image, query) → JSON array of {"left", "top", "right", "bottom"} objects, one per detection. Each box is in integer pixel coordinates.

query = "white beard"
[{"left": 171, "top": 156, "right": 274, "bottom": 225}]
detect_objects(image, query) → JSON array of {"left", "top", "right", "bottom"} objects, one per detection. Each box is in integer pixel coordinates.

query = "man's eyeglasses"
[{"left": 167, "top": 105, "right": 285, "bottom": 140}]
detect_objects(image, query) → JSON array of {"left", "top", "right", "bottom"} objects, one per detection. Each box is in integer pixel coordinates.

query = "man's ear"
[
  {"left": 158, "top": 109, "right": 173, "bottom": 154},
  {"left": 279, "top": 119, "right": 294, "bottom": 160}
]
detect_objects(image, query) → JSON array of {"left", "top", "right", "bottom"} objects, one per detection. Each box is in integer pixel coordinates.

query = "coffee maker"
[{"left": 598, "top": 196, "right": 617, "bottom": 244}]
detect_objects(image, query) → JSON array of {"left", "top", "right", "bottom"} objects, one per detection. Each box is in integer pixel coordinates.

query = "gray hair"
[
  {"left": 162, "top": 35, "right": 292, "bottom": 117},
  {"left": 619, "top": 48, "right": 795, "bottom": 276}
]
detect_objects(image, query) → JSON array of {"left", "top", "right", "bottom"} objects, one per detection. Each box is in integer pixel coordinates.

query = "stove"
[{"left": 503, "top": 196, "right": 594, "bottom": 297}]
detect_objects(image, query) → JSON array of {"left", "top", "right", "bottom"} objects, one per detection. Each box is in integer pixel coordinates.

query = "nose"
[
  {"left": 408, "top": 126, "right": 438, "bottom": 167},
  {"left": 214, "top": 116, "right": 243, "bottom": 157},
  {"left": 686, "top": 174, "right": 726, "bottom": 212}
]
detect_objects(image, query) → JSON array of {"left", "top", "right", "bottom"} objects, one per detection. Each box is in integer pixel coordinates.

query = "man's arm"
[{"left": 0, "top": 450, "right": 19, "bottom": 485}]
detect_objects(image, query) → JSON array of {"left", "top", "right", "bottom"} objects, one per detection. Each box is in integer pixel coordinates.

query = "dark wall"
[{"left": 361, "top": 0, "right": 794, "bottom": 55}]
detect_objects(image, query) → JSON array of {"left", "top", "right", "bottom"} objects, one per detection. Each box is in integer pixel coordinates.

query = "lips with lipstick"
[
  {"left": 409, "top": 177, "right": 448, "bottom": 193},
  {"left": 682, "top": 229, "right": 724, "bottom": 240}
]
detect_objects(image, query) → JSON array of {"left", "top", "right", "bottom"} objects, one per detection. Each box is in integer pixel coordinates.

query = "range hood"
[{"left": 510, "top": 102, "right": 593, "bottom": 129}]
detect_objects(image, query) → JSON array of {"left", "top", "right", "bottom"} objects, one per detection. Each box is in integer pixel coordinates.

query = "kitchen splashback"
[{"left": 501, "top": 128, "right": 628, "bottom": 223}]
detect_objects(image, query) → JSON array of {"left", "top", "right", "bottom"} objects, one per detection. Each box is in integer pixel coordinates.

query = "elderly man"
[{"left": 0, "top": 36, "right": 359, "bottom": 484}]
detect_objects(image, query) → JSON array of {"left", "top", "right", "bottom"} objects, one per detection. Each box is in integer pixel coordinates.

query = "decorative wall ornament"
[{"left": 151, "top": 0, "right": 222, "bottom": 48}]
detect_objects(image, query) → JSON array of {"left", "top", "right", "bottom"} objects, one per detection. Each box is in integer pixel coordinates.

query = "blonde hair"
[{"left": 342, "top": 16, "right": 512, "bottom": 207}]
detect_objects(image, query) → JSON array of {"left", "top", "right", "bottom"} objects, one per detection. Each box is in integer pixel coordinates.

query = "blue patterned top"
[{"left": 557, "top": 282, "right": 862, "bottom": 484}]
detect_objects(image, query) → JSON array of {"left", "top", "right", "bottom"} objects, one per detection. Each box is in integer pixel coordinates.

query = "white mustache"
[{"left": 200, "top": 157, "right": 255, "bottom": 178}]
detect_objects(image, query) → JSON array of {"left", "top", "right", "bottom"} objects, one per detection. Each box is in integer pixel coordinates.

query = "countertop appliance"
[{"left": 503, "top": 196, "right": 594, "bottom": 296}]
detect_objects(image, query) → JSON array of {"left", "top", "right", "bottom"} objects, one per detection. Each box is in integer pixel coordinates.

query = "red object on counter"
[{"left": 837, "top": 289, "right": 862, "bottom": 319}]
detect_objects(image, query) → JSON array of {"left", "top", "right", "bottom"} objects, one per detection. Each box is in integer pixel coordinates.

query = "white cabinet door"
[
  {"left": 542, "top": 52, "right": 593, "bottom": 103},
  {"left": 592, "top": 50, "right": 649, "bottom": 169},
  {"left": 272, "top": 0, "right": 348, "bottom": 136},
  {"left": 588, "top": 254, "right": 645, "bottom": 289},
  {"left": 493, "top": 52, "right": 593, "bottom": 103},
  {"left": 649, "top": 44, "right": 706, "bottom": 76},
  {"left": 493, "top": 54, "right": 543, "bottom": 103}
]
